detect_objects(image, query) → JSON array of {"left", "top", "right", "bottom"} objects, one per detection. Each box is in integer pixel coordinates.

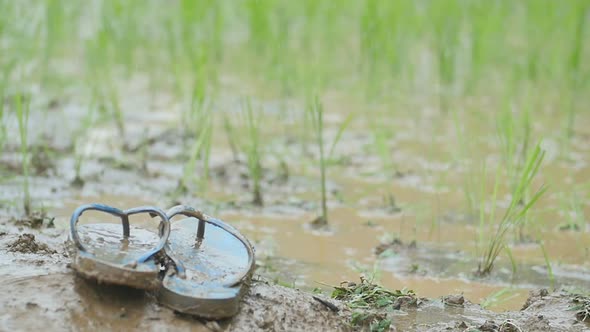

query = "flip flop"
[
  {"left": 157, "top": 205, "right": 255, "bottom": 319},
  {"left": 69, "top": 203, "right": 170, "bottom": 290}
]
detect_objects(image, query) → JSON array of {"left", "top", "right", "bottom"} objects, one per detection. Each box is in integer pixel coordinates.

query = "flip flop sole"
[
  {"left": 158, "top": 280, "right": 246, "bottom": 318},
  {"left": 157, "top": 208, "right": 255, "bottom": 319},
  {"left": 70, "top": 250, "right": 161, "bottom": 290},
  {"left": 69, "top": 224, "right": 162, "bottom": 290},
  {"left": 69, "top": 204, "right": 170, "bottom": 291}
]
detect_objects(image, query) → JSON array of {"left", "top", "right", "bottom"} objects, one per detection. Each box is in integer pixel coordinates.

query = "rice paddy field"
[{"left": 1, "top": 0, "right": 590, "bottom": 330}]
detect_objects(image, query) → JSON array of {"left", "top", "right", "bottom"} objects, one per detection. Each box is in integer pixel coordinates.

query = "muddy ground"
[
  {"left": 0, "top": 145, "right": 587, "bottom": 332},
  {"left": 0, "top": 90, "right": 589, "bottom": 330},
  {"left": 0, "top": 223, "right": 589, "bottom": 331}
]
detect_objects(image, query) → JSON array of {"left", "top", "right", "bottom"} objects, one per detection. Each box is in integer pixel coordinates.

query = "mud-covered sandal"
[
  {"left": 69, "top": 203, "right": 170, "bottom": 290},
  {"left": 157, "top": 205, "right": 255, "bottom": 319}
]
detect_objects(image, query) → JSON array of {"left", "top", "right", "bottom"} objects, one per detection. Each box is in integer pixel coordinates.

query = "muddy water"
[
  {"left": 220, "top": 207, "right": 589, "bottom": 311},
  {"left": 49, "top": 189, "right": 589, "bottom": 314},
  {"left": 222, "top": 209, "right": 533, "bottom": 309}
]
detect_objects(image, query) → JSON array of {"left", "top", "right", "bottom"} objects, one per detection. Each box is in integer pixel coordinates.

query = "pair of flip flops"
[{"left": 68, "top": 204, "right": 255, "bottom": 319}]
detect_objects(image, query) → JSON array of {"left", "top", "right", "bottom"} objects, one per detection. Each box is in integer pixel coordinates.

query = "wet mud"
[
  {"left": 7, "top": 233, "right": 56, "bottom": 255},
  {"left": 0, "top": 225, "right": 588, "bottom": 331}
]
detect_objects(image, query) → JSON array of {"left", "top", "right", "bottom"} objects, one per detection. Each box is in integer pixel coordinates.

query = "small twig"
[{"left": 313, "top": 296, "right": 339, "bottom": 312}]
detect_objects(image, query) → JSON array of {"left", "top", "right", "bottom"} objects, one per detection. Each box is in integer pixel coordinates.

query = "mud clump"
[
  {"left": 8, "top": 233, "right": 57, "bottom": 254},
  {"left": 12, "top": 211, "right": 55, "bottom": 229},
  {"left": 374, "top": 237, "right": 416, "bottom": 256},
  {"left": 522, "top": 288, "right": 549, "bottom": 310},
  {"left": 520, "top": 315, "right": 552, "bottom": 331},
  {"left": 478, "top": 320, "right": 499, "bottom": 331},
  {"left": 71, "top": 175, "right": 85, "bottom": 188},
  {"left": 309, "top": 215, "right": 328, "bottom": 229},
  {"left": 231, "top": 279, "right": 352, "bottom": 331},
  {"left": 572, "top": 295, "right": 590, "bottom": 323},
  {"left": 465, "top": 319, "right": 524, "bottom": 332},
  {"left": 31, "top": 146, "right": 56, "bottom": 176},
  {"left": 443, "top": 294, "right": 465, "bottom": 307},
  {"left": 392, "top": 295, "right": 418, "bottom": 310}
]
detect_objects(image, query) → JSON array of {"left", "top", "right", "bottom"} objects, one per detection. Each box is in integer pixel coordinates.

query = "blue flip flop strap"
[
  {"left": 70, "top": 204, "right": 171, "bottom": 264},
  {"left": 166, "top": 205, "right": 255, "bottom": 286},
  {"left": 125, "top": 206, "right": 171, "bottom": 263}
]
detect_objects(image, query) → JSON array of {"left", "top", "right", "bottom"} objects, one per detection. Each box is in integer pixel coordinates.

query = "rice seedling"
[
  {"left": 467, "top": 1, "right": 501, "bottom": 94},
  {"left": 505, "top": 246, "right": 518, "bottom": 277},
  {"left": 246, "top": 0, "right": 272, "bottom": 56},
  {"left": 358, "top": 0, "right": 418, "bottom": 96},
  {"left": 240, "top": 98, "right": 264, "bottom": 206},
  {"left": 476, "top": 143, "right": 547, "bottom": 276},
  {"left": 14, "top": 94, "right": 31, "bottom": 215},
  {"left": 222, "top": 113, "right": 240, "bottom": 163},
  {"left": 41, "top": 0, "right": 65, "bottom": 83},
  {"left": 307, "top": 95, "right": 328, "bottom": 226},
  {"left": 85, "top": 30, "right": 125, "bottom": 140},
  {"left": 495, "top": 93, "right": 534, "bottom": 241},
  {"left": 306, "top": 95, "right": 353, "bottom": 226},
  {"left": 180, "top": 87, "right": 212, "bottom": 192},
  {"left": 165, "top": 21, "right": 184, "bottom": 98},
  {"left": 182, "top": 69, "right": 209, "bottom": 138},
  {"left": 359, "top": 0, "right": 383, "bottom": 96},
  {"left": 179, "top": 1, "right": 218, "bottom": 94},
  {"left": 430, "top": 0, "right": 460, "bottom": 112},
  {"left": 71, "top": 102, "right": 97, "bottom": 188},
  {"left": 565, "top": 0, "right": 588, "bottom": 140},
  {"left": 540, "top": 241, "right": 555, "bottom": 289},
  {"left": 370, "top": 122, "right": 397, "bottom": 178},
  {"left": 327, "top": 112, "right": 355, "bottom": 161},
  {"left": 270, "top": 9, "right": 294, "bottom": 97},
  {"left": 179, "top": 70, "right": 214, "bottom": 191},
  {"left": 105, "top": 83, "right": 125, "bottom": 139},
  {"left": 181, "top": 122, "right": 212, "bottom": 193},
  {"left": 522, "top": 1, "right": 545, "bottom": 84}
]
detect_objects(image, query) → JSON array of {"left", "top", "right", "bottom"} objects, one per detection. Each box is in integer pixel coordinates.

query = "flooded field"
[
  {"left": 1, "top": 0, "right": 590, "bottom": 330},
  {"left": 9, "top": 92, "right": 587, "bottom": 312}
]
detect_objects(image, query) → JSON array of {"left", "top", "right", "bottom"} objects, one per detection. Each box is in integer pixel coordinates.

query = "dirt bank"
[{"left": 0, "top": 222, "right": 588, "bottom": 332}]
